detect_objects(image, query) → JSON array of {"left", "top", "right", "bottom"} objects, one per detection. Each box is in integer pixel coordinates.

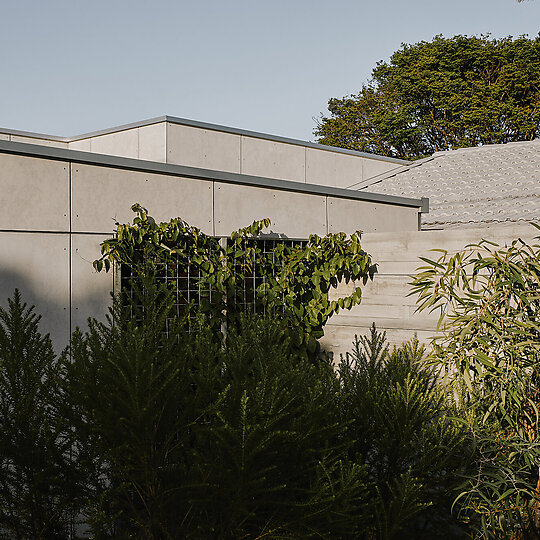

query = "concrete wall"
[
  {"left": 0, "top": 119, "right": 406, "bottom": 188},
  {"left": 68, "top": 123, "right": 167, "bottom": 162},
  {"left": 320, "top": 222, "right": 539, "bottom": 357},
  {"left": 166, "top": 122, "right": 404, "bottom": 187},
  {"left": 0, "top": 149, "right": 421, "bottom": 354}
]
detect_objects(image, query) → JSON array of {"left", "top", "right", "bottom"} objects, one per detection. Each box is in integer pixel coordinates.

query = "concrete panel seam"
[
  {"left": 0, "top": 229, "right": 72, "bottom": 234},
  {"left": 212, "top": 181, "right": 215, "bottom": 236},
  {"left": 325, "top": 196, "right": 329, "bottom": 235},
  {"left": 239, "top": 136, "right": 243, "bottom": 174}
]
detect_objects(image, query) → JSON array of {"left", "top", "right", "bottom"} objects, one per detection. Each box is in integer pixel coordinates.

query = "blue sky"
[{"left": 1, "top": 0, "right": 539, "bottom": 141}]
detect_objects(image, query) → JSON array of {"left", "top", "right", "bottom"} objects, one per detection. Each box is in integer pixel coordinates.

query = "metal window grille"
[
  {"left": 120, "top": 238, "right": 307, "bottom": 328},
  {"left": 228, "top": 238, "right": 306, "bottom": 315}
]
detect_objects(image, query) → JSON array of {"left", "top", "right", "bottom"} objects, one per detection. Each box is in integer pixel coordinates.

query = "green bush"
[
  {"left": 0, "top": 290, "right": 81, "bottom": 539},
  {"left": 338, "top": 325, "right": 471, "bottom": 539},
  {"left": 63, "top": 275, "right": 369, "bottom": 538},
  {"left": 411, "top": 232, "right": 540, "bottom": 536},
  {"left": 0, "top": 283, "right": 471, "bottom": 538}
]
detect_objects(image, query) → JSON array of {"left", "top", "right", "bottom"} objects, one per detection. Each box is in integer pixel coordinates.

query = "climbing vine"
[{"left": 93, "top": 204, "right": 377, "bottom": 354}]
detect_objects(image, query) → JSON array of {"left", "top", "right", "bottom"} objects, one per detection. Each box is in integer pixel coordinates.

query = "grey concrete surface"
[
  {"left": 213, "top": 182, "right": 327, "bottom": 237},
  {"left": 87, "top": 129, "right": 139, "bottom": 159},
  {"left": 10, "top": 135, "right": 68, "bottom": 148},
  {"left": 138, "top": 123, "right": 167, "bottom": 162},
  {"left": 241, "top": 136, "right": 306, "bottom": 182},
  {"left": 71, "top": 234, "right": 114, "bottom": 333},
  {"left": 0, "top": 153, "right": 69, "bottom": 232},
  {"left": 321, "top": 222, "right": 540, "bottom": 356},
  {"left": 0, "top": 131, "right": 427, "bottom": 358},
  {"left": 306, "top": 148, "right": 362, "bottom": 188},
  {"left": 327, "top": 197, "right": 419, "bottom": 234},
  {"left": 0, "top": 117, "right": 410, "bottom": 191},
  {"left": 167, "top": 123, "right": 241, "bottom": 173},
  {"left": 0, "top": 232, "right": 70, "bottom": 351},
  {"left": 71, "top": 164, "right": 214, "bottom": 234}
]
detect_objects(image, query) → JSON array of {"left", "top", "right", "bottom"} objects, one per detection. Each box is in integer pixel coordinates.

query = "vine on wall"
[{"left": 93, "top": 204, "right": 377, "bottom": 354}]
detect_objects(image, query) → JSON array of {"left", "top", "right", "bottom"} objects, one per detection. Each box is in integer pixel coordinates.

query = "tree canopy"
[{"left": 315, "top": 34, "right": 540, "bottom": 160}]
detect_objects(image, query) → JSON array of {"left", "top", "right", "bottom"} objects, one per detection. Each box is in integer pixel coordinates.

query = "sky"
[{"left": 1, "top": 0, "right": 539, "bottom": 142}]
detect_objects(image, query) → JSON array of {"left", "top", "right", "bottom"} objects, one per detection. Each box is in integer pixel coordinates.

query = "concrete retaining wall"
[{"left": 320, "top": 223, "right": 539, "bottom": 357}]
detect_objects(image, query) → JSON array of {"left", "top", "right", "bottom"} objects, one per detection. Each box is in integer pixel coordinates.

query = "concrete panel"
[
  {"left": 89, "top": 129, "right": 139, "bottom": 158},
  {"left": 330, "top": 276, "right": 414, "bottom": 303},
  {"left": 362, "top": 160, "right": 404, "bottom": 182},
  {"left": 320, "top": 324, "right": 435, "bottom": 357},
  {"left": 138, "top": 123, "right": 166, "bottom": 162},
  {"left": 68, "top": 139, "right": 91, "bottom": 152},
  {"left": 71, "top": 164, "right": 213, "bottom": 234},
  {"left": 360, "top": 224, "right": 539, "bottom": 263},
  {"left": 71, "top": 234, "right": 113, "bottom": 332},
  {"left": 241, "top": 137, "right": 305, "bottom": 183},
  {"left": 167, "top": 123, "right": 241, "bottom": 173},
  {"left": 0, "top": 232, "right": 70, "bottom": 350},
  {"left": 0, "top": 153, "right": 69, "bottom": 231},
  {"left": 328, "top": 197, "right": 419, "bottom": 234},
  {"left": 214, "top": 183, "right": 326, "bottom": 237},
  {"left": 10, "top": 135, "right": 68, "bottom": 148},
  {"left": 306, "top": 148, "right": 363, "bottom": 188},
  {"left": 0, "top": 133, "right": 9, "bottom": 141}
]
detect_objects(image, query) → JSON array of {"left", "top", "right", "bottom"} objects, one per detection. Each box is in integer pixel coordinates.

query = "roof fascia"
[
  {"left": 0, "top": 115, "right": 410, "bottom": 165},
  {"left": 163, "top": 116, "right": 410, "bottom": 165},
  {"left": 0, "top": 139, "right": 427, "bottom": 211}
]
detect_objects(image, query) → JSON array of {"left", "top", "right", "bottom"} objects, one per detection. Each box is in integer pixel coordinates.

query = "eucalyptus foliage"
[
  {"left": 411, "top": 230, "right": 540, "bottom": 536},
  {"left": 315, "top": 34, "right": 540, "bottom": 160},
  {"left": 93, "top": 203, "right": 377, "bottom": 356}
]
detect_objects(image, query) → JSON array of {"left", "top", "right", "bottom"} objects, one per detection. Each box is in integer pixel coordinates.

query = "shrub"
[
  {"left": 411, "top": 231, "right": 540, "bottom": 536},
  {"left": 0, "top": 290, "right": 81, "bottom": 539},
  {"left": 338, "top": 325, "right": 471, "bottom": 539},
  {"left": 64, "top": 274, "right": 369, "bottom": 538}
]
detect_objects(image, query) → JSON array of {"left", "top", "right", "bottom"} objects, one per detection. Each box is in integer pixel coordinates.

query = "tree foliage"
[
  {"left": 0, "top": 291, "right": 81, "bottom": 539},
  {"left": 93, "top": 203, "right": 377, "bottom": 356},
  {"left": 0, "top": 280, "right": 472, "bottom": 537},
  {"left": 411, "top": 228, "right": 540, "bottom": 536},
  {"left": 315, "top": 34, "right": 540, "bottom": 160},
  {"left": 338, "top": 325, "right": 470, "bottom": 539}
]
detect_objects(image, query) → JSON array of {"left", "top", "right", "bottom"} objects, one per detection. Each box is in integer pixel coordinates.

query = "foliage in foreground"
[
  {"left": 93, "top": 204, "right": 377, "bottom": 357},
  {"left": 411, "top": 229, "right": 540, "bottom": 537},
  {"left": 315, "top": 34, "right": 540, "bottom": 160},
  {"left": 0, "top": 282, "right": 470, "bottom": 538},
  {"left": 0, "top": 291, "right": 80, "bottom": 539},
  {"left": 338, "top": 325, "right": 470, "bottom": 539}
]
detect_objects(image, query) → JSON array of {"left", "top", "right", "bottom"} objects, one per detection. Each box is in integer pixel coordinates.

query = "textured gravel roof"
[{"left": 356, "top": 140, "right": 540, "bottom": 229}]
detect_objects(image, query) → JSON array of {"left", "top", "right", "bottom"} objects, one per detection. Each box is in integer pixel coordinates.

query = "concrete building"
[{"left": 0, "top": 116, "right": 427, "bottom": 352}]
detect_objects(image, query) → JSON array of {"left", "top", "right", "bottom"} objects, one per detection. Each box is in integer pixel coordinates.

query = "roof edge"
[
  {"left": 0, "top": 115, "right": 410, "bottom": 165},
  {"left": 0, "top": 139, "right": 426, "bottom": 211}
]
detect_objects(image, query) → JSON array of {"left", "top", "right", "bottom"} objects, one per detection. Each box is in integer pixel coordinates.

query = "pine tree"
[{"left": 0, "top": 290, "right": 80, "bottom": 539}]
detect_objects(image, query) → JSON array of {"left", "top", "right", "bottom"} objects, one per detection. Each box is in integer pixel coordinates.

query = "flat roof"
[
  {"left": 0, "top": 115, "right": 410, "bottom": 165},
  {"left": 0, "top": 139, "right": 428, "bottom": 212}
]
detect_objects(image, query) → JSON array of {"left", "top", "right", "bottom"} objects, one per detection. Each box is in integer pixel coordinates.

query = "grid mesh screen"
[
  {"left": 229, "top": 238, "right": 306, "bottom": 314},
  {"left": 120, "top": 238, "right": 307, "bottom": 325}
]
